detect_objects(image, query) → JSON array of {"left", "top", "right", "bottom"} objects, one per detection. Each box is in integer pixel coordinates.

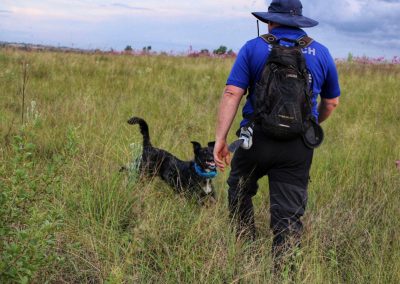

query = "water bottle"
[{"left": 239, "top": 126, "right": 253, "bottom": 150}]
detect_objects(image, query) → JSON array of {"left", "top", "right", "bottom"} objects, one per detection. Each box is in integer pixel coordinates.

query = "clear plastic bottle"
[{"left": 239, "top": 126, "right": 253, "bottom": 150}]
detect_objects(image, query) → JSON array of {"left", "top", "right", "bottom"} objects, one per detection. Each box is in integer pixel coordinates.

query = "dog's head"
[{"left": 191, "top": 141, "right": 216, "bottom": 173}]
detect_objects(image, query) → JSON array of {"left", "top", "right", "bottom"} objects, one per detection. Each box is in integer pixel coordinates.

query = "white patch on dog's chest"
[{"left": 202, "top": 179, "right": 213, "bottom": 194}]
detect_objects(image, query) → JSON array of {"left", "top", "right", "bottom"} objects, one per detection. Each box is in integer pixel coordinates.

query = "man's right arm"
[{"left": 214, "top": 85, "right": 245, "bottom": 171}]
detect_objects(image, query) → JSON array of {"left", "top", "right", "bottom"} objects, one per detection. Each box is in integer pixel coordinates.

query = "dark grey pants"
[{"left": 227, "top": 128, "right": 313, "bottom": 259}]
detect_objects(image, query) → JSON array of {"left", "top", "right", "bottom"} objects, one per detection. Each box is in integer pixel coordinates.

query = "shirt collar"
[{"left": 270, "top": 26, "right": 307, "bottom": 40}]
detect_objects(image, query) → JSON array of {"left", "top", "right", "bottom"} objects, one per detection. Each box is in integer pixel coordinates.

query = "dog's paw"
[{"left": 199, "top": 195, "right": 217, "bottom": 207}]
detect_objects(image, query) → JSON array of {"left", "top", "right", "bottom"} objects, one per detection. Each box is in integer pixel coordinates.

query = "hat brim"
[
  {"left": 302, "top": 120, "right": 324, "bottom": 149},
  {"left": 252, "top": 12, "right": 318, "bottom": 28}
]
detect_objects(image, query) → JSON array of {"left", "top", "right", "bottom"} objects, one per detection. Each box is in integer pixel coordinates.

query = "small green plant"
[
  {"left": 0, "top": 133, "right": 62, "bottom": 283},
  {"left": 65, "top": 126, "right": 79, "bottom": 156}
]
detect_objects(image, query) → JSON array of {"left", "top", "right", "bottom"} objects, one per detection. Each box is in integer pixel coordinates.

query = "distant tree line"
[
  {"left": 124, "top": 44, "right": 235, "bottom": 56},
  {"left": 124, "top": 45, "right": 152, "bottom": 53}
]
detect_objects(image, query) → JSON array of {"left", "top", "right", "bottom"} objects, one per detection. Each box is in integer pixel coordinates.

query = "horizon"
[
  {"left": 2, "top": 41, "right": 400, "bottom": 63},
  {"left": 1, "top": 0, "right": 400, "bottom": 59}
]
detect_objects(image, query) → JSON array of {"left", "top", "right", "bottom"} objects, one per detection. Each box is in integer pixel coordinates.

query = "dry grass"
[{"left": 1, "top": 48, "right": 399, "bottom": 283}]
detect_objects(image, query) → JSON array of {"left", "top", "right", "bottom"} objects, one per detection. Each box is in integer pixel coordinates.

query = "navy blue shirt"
[{"left": 226, "top": 26, "right": 341, "bottom": 127}]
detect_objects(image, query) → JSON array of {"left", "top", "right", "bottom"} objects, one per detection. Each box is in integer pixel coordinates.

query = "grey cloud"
[
  {"left": 379, "top": 0, "right": 399, "bottom": 3},
  {"left": 304, "top": 0, "right": 400, "bottom": 50},
  {"left": 0, "top": 9, "right": 12, "bottom": 13}
]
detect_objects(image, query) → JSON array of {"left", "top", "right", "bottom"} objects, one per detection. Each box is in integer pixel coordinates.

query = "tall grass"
[{"left": 1, "top": 49, "right": 399, "bottom": 283}]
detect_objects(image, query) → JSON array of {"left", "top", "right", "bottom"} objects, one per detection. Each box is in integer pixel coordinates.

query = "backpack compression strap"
[{"left": 260, "top": 33, "right": 313, "bottom": 47}]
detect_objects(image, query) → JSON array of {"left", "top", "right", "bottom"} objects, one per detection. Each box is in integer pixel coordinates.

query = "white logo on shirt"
[
  {"left": 303, "top": 47, "right": 316, "bottom": 56},
  {"left": 267, "top": 44, "right": 317, "bottom": 56}
]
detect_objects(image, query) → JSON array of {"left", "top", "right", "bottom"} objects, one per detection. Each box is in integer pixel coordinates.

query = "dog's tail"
[{"left": 127, "top": 117, "right": 151, "bottom": 147}]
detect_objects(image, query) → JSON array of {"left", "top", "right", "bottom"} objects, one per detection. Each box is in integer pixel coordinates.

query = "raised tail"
[{"left": 127, "top": 117, "right": 151, "bottom": 147}]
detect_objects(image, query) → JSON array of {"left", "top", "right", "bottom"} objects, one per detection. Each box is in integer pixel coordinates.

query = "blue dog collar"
[{"left": 194, "top": 163, "right": 217, "bottom": 179}]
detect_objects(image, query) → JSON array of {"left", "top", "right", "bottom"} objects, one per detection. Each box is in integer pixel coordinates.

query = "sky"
[{"left": 1, "top": 0, "right": 400, "bottom": 59}]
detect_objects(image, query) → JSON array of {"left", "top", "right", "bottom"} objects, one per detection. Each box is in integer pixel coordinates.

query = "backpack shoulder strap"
[
  {"left": 260, "top": 34, "right": 278, "bottom": 45},
  {"left": 297, "top": 36, "right": 314, "bottom": 48}
]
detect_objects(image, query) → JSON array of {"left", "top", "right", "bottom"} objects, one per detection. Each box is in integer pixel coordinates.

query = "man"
[{"left": 214, "top": 0, "right": 340, "bottom": 268}]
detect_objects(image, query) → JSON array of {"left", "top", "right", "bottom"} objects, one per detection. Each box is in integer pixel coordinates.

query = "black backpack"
[{"left": 250, "top": 33, "right": 316, "bottom": 140}]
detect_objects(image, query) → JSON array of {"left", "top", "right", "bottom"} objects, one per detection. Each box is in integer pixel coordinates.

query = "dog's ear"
[
  {"left": 191, "top": 141, "right": 201, "bottom": 153},
  {"left": 207, "top": 141, "right": 215, "bottom": 148}
]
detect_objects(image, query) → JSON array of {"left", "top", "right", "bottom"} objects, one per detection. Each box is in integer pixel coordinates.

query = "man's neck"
[{"left": 268, "top": 23, "right": 281, "bottom": 33}]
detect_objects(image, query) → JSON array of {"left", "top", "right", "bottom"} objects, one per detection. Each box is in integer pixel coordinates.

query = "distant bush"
[
  {"left": 227, "top": 49, "right": 236, "bottom": 57},
  {"left": 347, "top": 52, "right": 353, "bottom": 62},
  {"left": 142, "top": 46, "right": 152, "bottom": 53},
  {"left": 213, "top": 45, "right": 227, "bottom": 55},
  {"left": 200, "top": 49, "right": 209, "bottom": 55},
  {"left": 124, "top": 45, "right": 133, "bottom": 52}
]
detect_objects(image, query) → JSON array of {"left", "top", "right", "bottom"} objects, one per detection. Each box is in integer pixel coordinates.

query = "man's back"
[{"left": 227, "top": 26, "right": 340, "bottom": 126}]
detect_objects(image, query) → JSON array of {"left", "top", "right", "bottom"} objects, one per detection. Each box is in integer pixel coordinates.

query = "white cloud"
[
  {"left": 0, "top": 0, "right": 399, "bottom": 57},
  {"left": 1, "top": 0, "right": 267, "bottom": 22}
]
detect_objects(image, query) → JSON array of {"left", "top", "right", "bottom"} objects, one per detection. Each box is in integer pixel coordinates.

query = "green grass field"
[{"left": 1, "top": 49, "right": 399, "bottom": 283}]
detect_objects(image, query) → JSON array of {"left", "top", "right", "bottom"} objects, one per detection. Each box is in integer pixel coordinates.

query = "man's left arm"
[
  {"left": 318, "top": 97, "right": 339, "bottom": 124},
  {"left": 319, "top": 49, "right": 341, "bottom": 124}
]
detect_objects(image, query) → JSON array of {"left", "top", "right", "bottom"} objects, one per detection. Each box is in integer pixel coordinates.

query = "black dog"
[{"left": 127, "top": 116, "right": 217, "bottom": 202}]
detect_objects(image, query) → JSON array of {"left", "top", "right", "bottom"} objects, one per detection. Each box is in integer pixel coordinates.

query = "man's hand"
[{"left": 214, "top": 139, "right": 231, "bottom": 172}]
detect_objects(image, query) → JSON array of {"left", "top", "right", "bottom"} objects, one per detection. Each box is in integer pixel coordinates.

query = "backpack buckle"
[{"left": 298, "top": 40, "right": 306, "bottom": 46}]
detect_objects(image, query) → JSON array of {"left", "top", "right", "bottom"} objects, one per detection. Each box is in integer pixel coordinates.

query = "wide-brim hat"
[
  {"left": 252, "top": 0, "right": 318, "bottom": 28},
  {"left": 302, "top": 119, "right": 324, "bottom": 149}
]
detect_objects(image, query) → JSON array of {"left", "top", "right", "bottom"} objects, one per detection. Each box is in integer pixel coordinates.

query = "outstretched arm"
[
  {"left": 318, "top": 97, "right": 339, "bottom": 124},
  {"left": 214, "top": 85, "right": 245, "bottom": 171}
]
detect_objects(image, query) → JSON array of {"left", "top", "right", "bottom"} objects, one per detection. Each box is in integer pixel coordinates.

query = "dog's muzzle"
[{"left": 206, "top": 161, "right": 216, "bottom": 172}]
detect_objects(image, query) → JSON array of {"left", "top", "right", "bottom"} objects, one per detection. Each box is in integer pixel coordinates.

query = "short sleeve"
[
  {"left": 226, "top": 44, "right": 251, "bottom": 90},
  {"left": 320, "top": 51, "right": 341, "bottom": 99}
]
